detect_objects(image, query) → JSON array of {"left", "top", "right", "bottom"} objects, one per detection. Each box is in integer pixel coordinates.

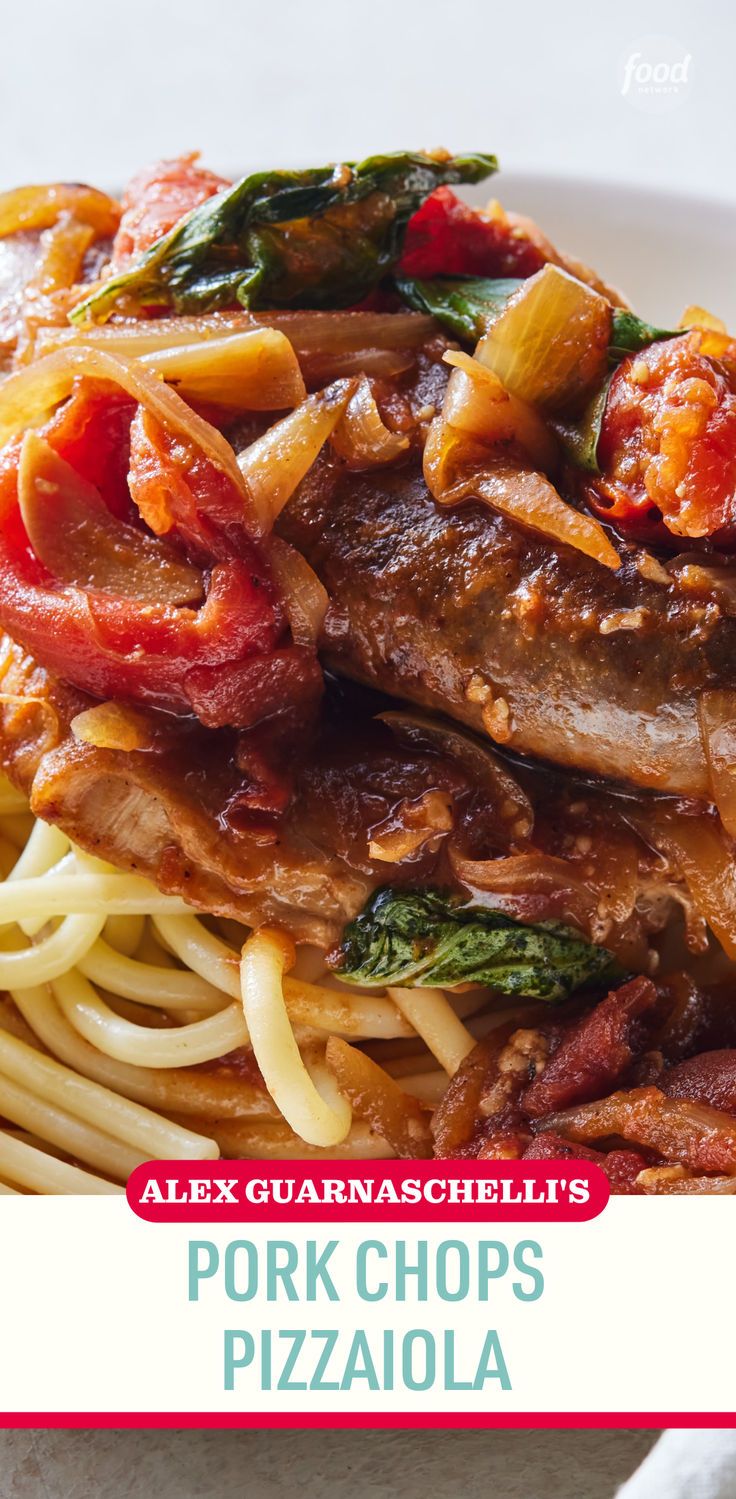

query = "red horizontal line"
[{"left": 0, "top": 1412, "right": 732, "bottom": 1430}]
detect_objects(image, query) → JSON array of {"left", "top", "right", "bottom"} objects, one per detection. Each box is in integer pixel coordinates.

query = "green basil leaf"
[
  {"left": 72, "top": 151, "right": 498, "bottom": 324},
  {"left": 337, "top": 886, "right": 619, "bottom": 1002},
  {"left": 552, "top": 372, "right": 614, "bottom": 474},
  {"left": 609, "top": 308, "right": 681, "bottom": 358},
  {"left": 396, "top": 276, "right": 522, "bottom": 342}
]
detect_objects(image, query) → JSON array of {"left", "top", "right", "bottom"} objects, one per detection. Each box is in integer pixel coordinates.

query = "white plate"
[{"left": 466, "top": 172, "right": 736, "bottom": 329}]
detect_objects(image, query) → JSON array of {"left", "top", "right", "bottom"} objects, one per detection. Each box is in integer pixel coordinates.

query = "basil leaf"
[
  {"left": 609, "top": 308, "right": 681, "bottom": 358},
  {"left": 337, "top": 886, "right": 618, "bottom": 1002},
  {"left": 72, "top": 151, "right": 498, "bottom": 324},
  {"left": 399, "top": 276, "right": 682, "bottom": 356},
  {"left": 396, "top": 276, "right": 522, "bottom": 342},
  {"left": 555, "top": 317, "right": 682, "bottom": 473}
]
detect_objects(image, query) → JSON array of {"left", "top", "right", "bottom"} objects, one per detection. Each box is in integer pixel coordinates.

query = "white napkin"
[{"left": 617, "top": 1432, "right": 736, "bottom": 1498}]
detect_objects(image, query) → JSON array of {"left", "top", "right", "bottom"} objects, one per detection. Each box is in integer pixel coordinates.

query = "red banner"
[{"left": 127, "top": 1159, "right": 609, "bottom": 1223}]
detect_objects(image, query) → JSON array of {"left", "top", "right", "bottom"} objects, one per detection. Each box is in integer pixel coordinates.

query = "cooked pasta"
[{"left": 0, "top": 777, "right": 501, "bottom": 1189}]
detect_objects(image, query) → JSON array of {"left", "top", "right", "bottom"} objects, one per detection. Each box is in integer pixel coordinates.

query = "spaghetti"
[{"left": 0, "top": 773, "right": 485, "bottom": 1189}]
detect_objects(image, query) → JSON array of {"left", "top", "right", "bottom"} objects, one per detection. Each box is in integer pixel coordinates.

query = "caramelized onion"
[
  {"left": 422, "top": 415, "right": 486, "bottom": 497},
  {"left": 637, "top": 808, "right": 736, "bottom": 960},
  {"left": 699, "top": 691, "right": 736, "bottom": 840},
  {"left": 299, "top": 348, "right": 415, "bottom": 386},
  {"left": 37, "top": 309, "right": 434, "bottom": 360},
  {"left": 449, "top": 849, "right": 599, "bottom": 935},
  {"left": 237, "top": 379, "right": 355, "bottom": 527},
  {"left": 0, "top": 184, "right": 120, "bottom": 240},
  {"left": 0, "top": 346, "right": 254, "bottom": 524},
  {"left": 18, "top": 432, "right": 204, "bottom": 606},
  {"left": 25, "top": 217, "right": 96, "bottom": 299},
  {"left": 325, "top": 1036, "right": 432, "bottom": 1158},
  {"left": 667, "top": 556, "right": 736, "bottom": 616},
  {"left": 678, "top": 306, "right": 733, "bottom": 360},
  {"left": 264, "top": 311, "right": 436, "bottom": 354},
  {"left": 331, "top": 376, "right": 410, "bottom": 468},
  {"left": 380, "top": 710, "right": 534, "bottom": 842},
  {"left": 71, "top": 702, "right": 154, "bottom": 753},
  {"left": 140, "top": 329, "right": 306, "bottom": 411},
  {"left": 423, "top": 415, "right": 620, "bottom": 571},
  {"left": 443, "top": 352, "right": 559, "bottom": 473},
  {"left": 475, "top": 264, "right": 611, "bottom": 412},
  {"left": 579, "top": 826, "right": 640, "bottom": 928},
  {"left": 638, "top": 1172, "right": 736, "bottom": 1195},
  {"left": 268, "top": 537, "right": 329, "bottom": 649},
  {"left": 679, "top": 304, "right": 727, "bottom": 334}
]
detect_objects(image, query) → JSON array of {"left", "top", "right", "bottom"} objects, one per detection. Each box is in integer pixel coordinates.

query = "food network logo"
[{"left": 619, "top": 36, "right": 692, "bottom": 113}]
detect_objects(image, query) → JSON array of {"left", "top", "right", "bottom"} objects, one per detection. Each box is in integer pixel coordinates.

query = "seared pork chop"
[
  {"left": 0, "top": 634, "right": 368, "bottom": 943},
  {"left": 280, "top": 458, "right": 734, "bottom": 797}
]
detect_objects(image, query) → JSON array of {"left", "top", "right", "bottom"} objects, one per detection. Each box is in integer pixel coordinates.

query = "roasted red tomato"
[
  {"left": 0, "top": 384, "right": 322, "bottom": 729},
  {"left": 128, "top": 405, "right": 245, "bottom": 561},
  {"left": 589, "top": 334, "right": 736, "bottom": 540},
  {"left": 400, "top": 186, "right": 547, "bottom": 279},
  {"left": 112, "top": 153, "right": 230, "bottom": 268}
]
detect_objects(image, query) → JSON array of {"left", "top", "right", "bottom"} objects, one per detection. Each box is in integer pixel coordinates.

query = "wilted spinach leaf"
[
  {"left": 336, "top": 886, "right": 618, "bottom": 1001},
  {"left": 396, "top": 275, "right": 522, "bottom": 341},
  {"left": 609, "top": 308, "right": 681, "bottom": 358},
  {"left": 72, "top": 151, "right": 498, "bottom": 323}
]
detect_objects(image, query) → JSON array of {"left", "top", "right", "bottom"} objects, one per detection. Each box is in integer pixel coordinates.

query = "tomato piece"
[
  {"left": 590, "top": 335, "right": 736, "bottom": 541},
  {"left": 186, "top": 645, "right": 324, "bottom": 730},
  {"left": 400, "top": 187, "right": 547, "bottom": 279},
  {"left": 45, "top": 378, "right": 137, "bottom": 520},
  {"left": 0, "top": 440, "right": 280, "bottom": 712},
  {"left": 112, "top": 153, "right": 230, "bottom": 267},
  {"left": 127, "top": 406, "right": 245, "bottom": 560},
  {"left": 0, "top": 381, "right": 323, "bottom": 730}
]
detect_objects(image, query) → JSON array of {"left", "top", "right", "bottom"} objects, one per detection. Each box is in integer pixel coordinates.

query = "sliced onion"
[
  {"left": 325, "top": 1036, "right": 432, "bottom": 1158},
  {"left": 299, "top": 348, "right": 415, "bottom": 386},
  {"left": 71, "top": 702, "right": 154, "bottom": 752},
  {"left": 237, "top": 378, "right": 355, "bottom": 527},
  {"left": 0, "top": 184, "right": 120, "bottom": 239},
  {"left": 18, "top": 432, "right": 204, "bottom": 606},
  {"left": 698, "top": 691, "right": 736, "bottom": 840},
  {"left": 268, "top": 537, "right": 329, "bottom": 649},
  {"left": 38, "top": 309, "right": 434, "bottom": 359},
  {"left": 448, "top": 849, "right": 598, "bottom": 935},
  {"left": 331, "top": 376, "right": 410, "bottom": 469},
  {"left": 475, "top": 264, "right": 611, "bottom": 412},
  {"left": 0, "top": 344, "right": 259, "bottom": 529},
  {"left": 641, "top": 808, "right": 736, "bottom": 960},
  {"left": 443, "top": 352, "right": 559, "bottom": 473},
  {"left": 423, "top": 417, "right": 620, "bottom": 571},
  {"left": 380, "top": 710, "right": 534, "bottom": 842},
  {"left": 140, "top": 329, "right": 306, "bottom": 411},
  {"left": 580, "top": 825, "right": 640, "bottom": 928},
  {"left": 265, "top": 310, "right": 436, "bottom": 354},
  {"left": 25, "top": 217, "right": 96, "bottom": 298}
]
